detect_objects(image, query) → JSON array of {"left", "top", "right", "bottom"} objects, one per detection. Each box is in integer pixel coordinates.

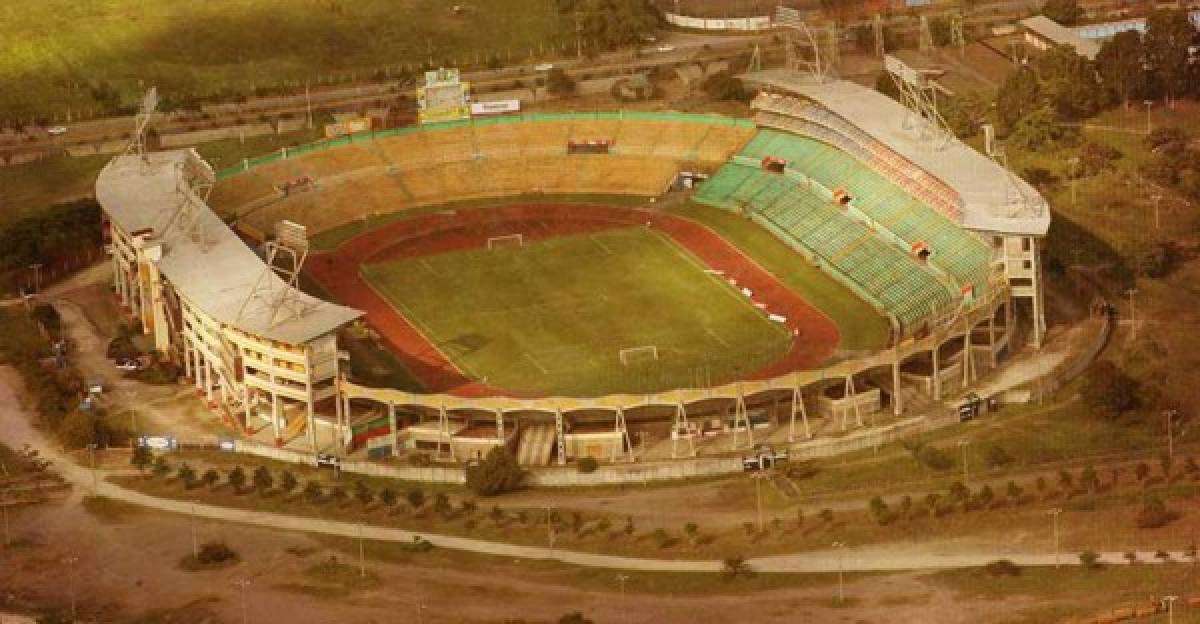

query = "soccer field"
[{"left": 361, "top": 226, "right": 794, "bottom": 397}]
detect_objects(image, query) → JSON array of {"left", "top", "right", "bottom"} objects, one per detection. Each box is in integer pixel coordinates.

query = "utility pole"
[
  {"left": 357, "top": 522, "right": 366, "bottom": 578},
  {"left": 616, "top": 574, "right": 630, "bottom": 623},
  {"left": 1164, "top": 595, "right": 1178, "bottom": 624},
  {"left": 750, "top": 471, "right": 768, "bottom": 533},
  {"left": 190, "top": 501, "right": 199, "bottom": 561},
  {"left": 66, "top": 555, "right": 79, "bottom": 621},
  {"left": 1126, "top": 288, "right": 1138, "bottom": 341},
  {"left": 832, "top": 541, "right": 847, "bottom": 604},
  {"left": 1048, "top": 508, "right": 1063, "bottom": 568},
  {"left": 1165, "top": 409, "right": 1178, "bottom": 462},
  {"left": 234, "top": 578, "right": 251, "bottom": 624},
  {"left": 958, "top": 440, "right": 970, "bottom": 486}
]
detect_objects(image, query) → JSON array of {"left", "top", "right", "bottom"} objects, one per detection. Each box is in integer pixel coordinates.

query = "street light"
[
  {"left": 616, "top": 573, "right": 630, "bottom": 623},
  {"left": 1165, "top": 409, "right": 1178, "bottom": 462},
  {"left": 1047, "top": 508, "right": 1063, "bottom": 568},
  {"left": 958, "top": 440, "right": 970, "bottom": 486},
  {"left": 750, "top": 471, "right": 770, "bottom": 533},
  {"left": 1144, "top": 100, "right": 1154, "bottom": 134},
  {"left": 1125, "top": 288, "right": 1138, "bottom": 341},
  {"left": 1164, "top": 595, "right": 1178, "bottom": 624},
  {"left": 832, "top": 541, "right": 847, "bottom": 604},
  {"left": 234, "top": 578, "right": 251, "bottom": 624}
]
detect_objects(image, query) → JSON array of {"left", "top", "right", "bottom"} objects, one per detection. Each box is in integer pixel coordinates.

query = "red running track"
[{"left": 306, "top": 204, "right": 841, "bottom": 398}]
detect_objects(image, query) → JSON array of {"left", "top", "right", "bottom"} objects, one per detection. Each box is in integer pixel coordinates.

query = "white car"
[
  {"left": 655, "top": 44, "right": 676, "bottom": 53},
  {"left": 115, "top": 358, "right": 143, "bottom": 372},
  {"left": 46, "top": 126, "right": 68, "bottom": 136},
  {"left": 534, "top": 63, "right": 554, "bottom": 72}
]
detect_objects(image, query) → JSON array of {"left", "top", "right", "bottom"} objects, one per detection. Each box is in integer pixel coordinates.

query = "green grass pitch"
[{"left": 361, "top": 226, "right": 794, "bottom": 397}]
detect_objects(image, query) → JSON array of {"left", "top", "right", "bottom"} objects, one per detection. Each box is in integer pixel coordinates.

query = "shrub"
[
  {"left": 721, "top": 556, "right": 755, "bottom": 580},
  {"left": 406, "top": 488, "right": 426, "bottom": 513},
  {"left": 1082, "top": 361, "right": 1139, "bottom": 418},
  {"left": 201, "top": 468, "right": 219, "bottom": 490},
  {"left": 226, "top": 466, "right": 246, "bottom": 493},
  {"left": 985, "top": 445, "right": 1013, "bottom": 468},
  {"left": 1136, "top": 496, "right": 1179, "bottom": 529},
  {"left": 984, "top": 559, "right": 1021, "bottom": 576},
  {"left": 303, "top": 481, "right": 324, "bottom": 503},
  {"left": 280, "top": 470, "right": 298, "bottom": 495},
  {"left": 1079, "top": 550, "right": 1101, "bottom": 569},
  {"left": 818, "top": 508, "right": 834, "bottom": 523},
  {"left": 195, "top": 541, "right": 238, "bottom": 566},
  {"left": 576, "top": 457, "right": 598, "bottom": 474},
  {"left": 176, "top": 463, "right": 196, "bottom": 488},
  {"left": 354, "top": 481, "right": 374, "bottom": 507},
  {"left": 152, "top": 456, "right": 171, "bottom": 478},
  {"left": 1124, "top": 551, "right": 1138, "bottom": 564},
  {"left": 465, "top": 448, "right": 525, "bottom": 496},
  {"left": 917, "top": 446, "right": 955, "bottom": 471},
  {"left": 131, "top": 445, "right": 152, "bottom": 473},
  {"left": 251, "top": 466, "right": 273, "bottom": 494}
]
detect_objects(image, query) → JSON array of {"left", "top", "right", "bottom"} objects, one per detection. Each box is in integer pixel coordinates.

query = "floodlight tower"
[
  {"left": 883, "top": 55, "right": 952, "bottom": 150},
  {"left": 124, "top": 87, "right": 159, "bottom": 163},
  {"left": 919, "top": 15, "right": 934, "bottom": 54},
  {"left": 873, "top": 14, "right": 886, "bottom": 57},
  {"left": 236, "top": 221, "right": 316, "bottom": 328},
  {"left": 774, "top": 7, "right": 837, "bottom": 82},
  {"left": 950, "top": 13, "right": 966, "bottom": 55}
]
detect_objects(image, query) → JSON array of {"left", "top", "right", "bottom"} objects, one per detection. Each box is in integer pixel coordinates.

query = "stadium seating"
[
  {"left": 736, "top": 128, "right": 993, "bottom": 299},
  {"left": 695, "top": 162, "right": 952, "bottom": 334}
]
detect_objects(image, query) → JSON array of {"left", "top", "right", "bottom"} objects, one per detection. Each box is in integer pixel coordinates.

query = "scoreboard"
[{"left": 417, "top": 68, "right": 471, "bottom": 125}]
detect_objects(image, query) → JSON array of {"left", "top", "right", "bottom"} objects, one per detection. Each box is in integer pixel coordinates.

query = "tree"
[
  {"left": 977, "top": 484, "right": 995, "bottom": 509},
  {"left": 380, "top": 488, "right": 397, "bottom": 511},
  {"left": 330, "top": 485, "right": 348, "bottom": 504},
  {"left": 544, "top": 68, "right": 576, "bottom": 96},
  {"left": 623, "top": 516, "right": 635, "bottom": 537},
  {"left": 684, "top": 522, "right": 700, "bottom": 547},
  {"left": 948, "top": 481, "right": 970, "bottom": 505},
  {"left": 1006, "top": 480, "right": 1024, "bottom": 504},
  {"left": 1080, "top": 465, "right": 1100, "bottom": 494},
  {"left": 1009, "top": 106, "right": 1079, "bottom": 151},
  {"left": 1041, "top": 0, "right": 1083, "bottom": 25},
  {"left": 152, "top": 456, "right": 171, "bottom": 479},
  {"left": 1144, "top": 10, "right": 1199, "bottom": 105},
  {"left": 1078, "top": 549, "right": 1101, "bottom": 569},
  {"left": 1082, "top": 361, "right": 1139, "bottom": 418},
  {"left": 227, "top": 465, "right": 246, "bottom": 493},
  {"left": 176, "top": 463, "right": 197, "bottom": 489},
  {"left": 251, "top": 466, "right": 273, "bottom": 494},
  {"left": 280, "top": 470, "right": 299, "bottom": 495},
  {"left": 1057, "top": 469, "right": 1074, "bottom": 492},
  {"left": 406, "top": 488, "right": 427, "bottom": 514},
  {"left": 465, "top": 448, "right": 525, "bottom": 496},
  {"left": 985, "top": 445, "right": 1013, "bottom": 468},
  {"left": 1096, "top": 31, "right": 1146, "bottom": 109},
  {"left": 489, "top": 504, "right": 504, "bottom": 526},
  {"left": 556, "top": 0, "right": 656, "bottom": 53},
  {"left": 304, "top": 481, "right": 324, "bottom": 503},
  {"left": 57, "top": 410, "right": 99, "bottom": 449},
  {"left": 131, "top": 445, "right": 152, "bottom": 473},
  {"left": 869, "top": 496, "right": 892, "bottom": 525},
  {"left": 354, "top": 481, "right": 374, "bottom": 507},
  {"left": 702, "top": 71, "right": 749, "bottom": 102},
  {"left": 201, "top": 468, "right": 220, "bottom": 490},
  {"left": 995, "top": 68, "right": 1040, "bottom": 135},
  {"left": 1136, "top": 461, "right": 1151, "bottom": 482},
  {"left": 1078, "top": 141, "right": 1121, "bottom": 176},
  {"left": 433, "top": 492, "right": 451, "bottom": 517},
  {"left": 721, "top": 555, "right": 755, "bottom": 580},
  {"left": 818, "top": 508, "right": 834, "bottom": 523},
  {"left": 557, "top": 612, "right": 595, "bottom": 624}
]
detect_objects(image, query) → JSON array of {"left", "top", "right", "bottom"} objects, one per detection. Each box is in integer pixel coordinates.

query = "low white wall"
[{"left": 665, "top": 12, "right": 773, "bottom": 31}]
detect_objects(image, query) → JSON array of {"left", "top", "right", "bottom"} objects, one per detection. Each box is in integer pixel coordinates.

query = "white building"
[{"left": 97, "top": 149, "right": 362, "bottom": 449}]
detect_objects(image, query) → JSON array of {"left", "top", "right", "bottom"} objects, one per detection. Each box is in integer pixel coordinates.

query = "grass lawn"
[
  {"left": 0, "top": 154, "right": 109, "bottom": 227},
  {"left": 0, "top": 0, "right": 566, "bottom": 120},
  {"left": 362, "top": 226, "right": 793, "bottom": 396},
  {"left": 671, "top": 201, "right": 891, "bottom": 352}
]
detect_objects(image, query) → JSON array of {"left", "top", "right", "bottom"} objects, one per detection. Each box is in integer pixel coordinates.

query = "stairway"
[{"left": 517, "top": 423, "right": 556, "bottom": 467}]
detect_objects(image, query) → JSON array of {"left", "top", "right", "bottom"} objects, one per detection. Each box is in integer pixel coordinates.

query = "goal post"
[
  {"left": 619, "top": 345, "right": 659, "bottom": 366},
  {"left": 486, "top": 234, "right": 524, "bottom": 250}
]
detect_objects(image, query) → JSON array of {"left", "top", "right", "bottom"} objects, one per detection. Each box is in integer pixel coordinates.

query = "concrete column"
[
  {"left": 892, "top": 350, "right": 904, "bottom": 416},
  {"left": 271, "top": 393, "right": 282, "bottom": 444},
  {"left": 203, "top": 358, "right": 214, "bottom": 402}
]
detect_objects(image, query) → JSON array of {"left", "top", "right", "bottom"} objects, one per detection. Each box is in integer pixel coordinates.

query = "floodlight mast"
[
  {"left": 125, "top": 87, "right": 159, "bottom": 162},
  {"left": 883, "top": 55, "right": 952, "bottom": 151},
  {"left": 236, "top": 220, "right": 317, "bottom": 328},
  {"left": 774, "top": 7, "right": 838, "bottom": 82}
]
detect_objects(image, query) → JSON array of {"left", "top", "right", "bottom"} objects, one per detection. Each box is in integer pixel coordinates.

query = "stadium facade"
[{"left": 96, "top": 73, "right": 1049, "bottom": 464}]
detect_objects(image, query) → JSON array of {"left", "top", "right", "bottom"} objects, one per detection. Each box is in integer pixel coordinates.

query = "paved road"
[{"left": 0, "top": 366, "right": 1188, "bottom": 574}]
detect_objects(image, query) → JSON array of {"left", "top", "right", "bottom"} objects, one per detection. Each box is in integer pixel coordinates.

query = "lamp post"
[
  {"left": 958, "top": 440, "right": 970, "bottom": 486},
  {"left": 750, "top": 471, "right": 769, "bottom": 533},
  {"left": 234, "top": 578, "right": 251, "bottom": 624},
  {"left": 616, "top": 573, "right": 630, "bottom": 623},
  {"left": 832, "top": 541, "right": 847, "bottom": 604},
  {"left": 1144, "top": 100, "right": 1153, "bottom": 134},
  {"left": 1164, "top": 595, "right": 1178, "bottom": 624},
  {"left": 1126, "top": 288, "right": 1138, "bottom": 341},
  {"left": 1047, "top": 508, "right": 1063, "bottom": 568},
  {"left": 1165, "top": 409, "right": 1177, "bottom": 462}
]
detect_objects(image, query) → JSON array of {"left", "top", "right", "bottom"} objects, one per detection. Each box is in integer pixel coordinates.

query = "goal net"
[
  {"left": 487, "top": 234, "right": 524, "bottom": 250},
  {"left": 619, "top": 345, "right": 659, "bottom": 366}
]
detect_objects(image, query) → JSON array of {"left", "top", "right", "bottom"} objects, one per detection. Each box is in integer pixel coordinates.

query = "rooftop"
[
  {"left": 1020, "top": 15, "right": 1102, "bottom": 60},
  {"left": 96, "top": 150, "right": 363, "bottom": 345},
  {"left": 741, "top": 70, "right": 1051, "bottom": 236}
]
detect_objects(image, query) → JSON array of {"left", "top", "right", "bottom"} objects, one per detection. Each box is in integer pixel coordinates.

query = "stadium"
[{"left": 97, "top": 61, "right": 1049, "bottom": 470}]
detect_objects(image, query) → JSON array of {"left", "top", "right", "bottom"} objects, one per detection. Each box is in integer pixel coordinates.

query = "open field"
[
  {"left": 362, "top": 226, "right": 794, "bottom": 396},
  {"left": 0, "top": 0, "right": 565, "bottom": 120}
]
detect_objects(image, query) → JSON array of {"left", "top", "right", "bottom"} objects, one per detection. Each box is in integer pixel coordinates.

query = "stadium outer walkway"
[{"left": 0, "top": 366, "right": 1185, "bottom": 574}]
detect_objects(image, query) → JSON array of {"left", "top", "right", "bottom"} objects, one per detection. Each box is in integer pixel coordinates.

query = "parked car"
[
  {"left": 534, "top": 63, "right": 554, "bottom": 72},
  {"left": 655, "top": 44, "right": 676, "bottom": 53},
  {"left": 46, "top": 126, "right": 68, "bottom": 136},
  {"left": 742, "top": 444, "right": 788, "bottom": 472},
  {"left": 115, "top": 357, "right": 144, "bottom": 372},
  {"left": 315, "top": 453, "right": 341, "bottom": 470}
]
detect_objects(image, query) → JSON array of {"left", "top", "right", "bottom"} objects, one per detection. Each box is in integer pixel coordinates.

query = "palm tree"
[
  {"left": 251, "top": 466, "right": 273, "bottom": 495},
  {"left": 280, "top": 470, "right": 299, "bottom": 496},
  {"left": 406, "top": 488, "right": 427, "bottom": 515}
]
